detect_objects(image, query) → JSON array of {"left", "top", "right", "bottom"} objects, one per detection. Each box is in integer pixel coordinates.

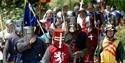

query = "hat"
[
  {"left": 46, "top": 9, "right": 53, "bottom": 14},
  {"left": 5, "top": 20, "right": 14, "bottom": 25}
]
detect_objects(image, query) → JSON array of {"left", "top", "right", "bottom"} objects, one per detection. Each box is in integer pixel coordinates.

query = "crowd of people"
[{"left": 0, "top": 0, "right": 125, "bottom": 63}]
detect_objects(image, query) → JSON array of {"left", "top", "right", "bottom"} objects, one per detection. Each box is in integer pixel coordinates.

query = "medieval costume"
[
  {"left": 0, "top": 20, "right": 16, "bottom": 63},
  {"left": 73, "top": 31, "right": 88, "bottom": 63},
  {"left": 40, "top": 29, "right": 53, "bottom": 47},
  {"left": 77, "top": 8, "right": 86, "bottom": 30},
  {"left": 3, "top": 33, "right": 19, "bottom": 63},
  {"left": 40, "top": 28, "right": 73, "bottom": 63},
  {"left": 66, "top": 10, "right": 88, "bottom": 62},
  {"left": 94, "top": 24, "right": 125, "bottom": 63},
  {"left": 0, "top": 20, "right": 16, "bottom": 48},
  {"left": 40, "top": 9, "right": 57, "bottom": 30},
  {"left": 82, "top": 15, "right": 100, "bottom": 63},
  {"left": 16, "top": 26, "right": 46, "bottom": 63}
]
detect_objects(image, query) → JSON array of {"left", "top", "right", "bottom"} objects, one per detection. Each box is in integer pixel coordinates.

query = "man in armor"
[
  {"left": 3, "top": 33, "right": 19, "bottom": 63},
  {"left": 0, "top": 20, "right": 16, "bottom": 63},
  {"left": 82, "top": 15, "right": 100, "bottom": 63},
  {"left": 94, "top": 24, "right": 125, "bottom": 63},
  {"left": 16, "top": 26, "right": 46, "bottom": 63},
  {"left": 40, "top": 28, "right": 73, "bottom": 63}
]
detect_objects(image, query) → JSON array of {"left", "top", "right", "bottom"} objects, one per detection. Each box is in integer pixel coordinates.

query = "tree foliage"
[
  {"left": 0, "top": 0, "right": 24, "bottom": 22},
  {"left": 48, "top": 0, "right": 92, "bottom": 9},
  {"left": 115, "top": 26, "right": 125, "bottom": 48},
  {"left": 105, "top": 0, "right": 125, "bottom": 12},
  {"left": 0, "top": 0, "right": 125, "bottom": 21}
]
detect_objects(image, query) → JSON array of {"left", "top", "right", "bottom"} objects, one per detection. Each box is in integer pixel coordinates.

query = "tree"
[
  {"left": 106, "top": 0, "right": 125, "bottom": 12},
  {"left": 115, "top": 26, "right": 125, "bottom": 49}
]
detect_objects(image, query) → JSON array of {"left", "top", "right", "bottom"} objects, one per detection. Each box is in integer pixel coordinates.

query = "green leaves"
[
  {"left": 115, "top": 26, "right": 125, "bottom": 47},
  {"left": 107, "top": 0, "right": 125, "bottom": 12},
  {"left": 0, "top": 0, "right": 24, "bottom": 22},
  {"left": 48, "top": 0, "right": 78, "bottom": 9}
]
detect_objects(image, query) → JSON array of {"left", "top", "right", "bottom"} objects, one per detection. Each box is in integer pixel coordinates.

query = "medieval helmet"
[
  {"left": 52, "top": 28, "right": 65, "bottom": 48},
  {"left": 67, "top": 10, "right": 73, "bottom": 17},
  {"left": 46, "top": 9, "right": 53, "bottom": 14},
  {"left": 23, "top": 26, "right": 34, "bottom": 37},
  {"left": 57, "top": 11, "right": 62, "bottom": 18},
  {"left": 5, "top": 19, "right": 14, "bottom": 25},
  {"left": 105, "top": 24, "right": 116, "bottom": 33}
]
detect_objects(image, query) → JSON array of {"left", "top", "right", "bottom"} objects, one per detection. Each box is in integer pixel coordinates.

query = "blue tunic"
[{"left": 21, "top": 37, "right": 46, "bottom": 63}]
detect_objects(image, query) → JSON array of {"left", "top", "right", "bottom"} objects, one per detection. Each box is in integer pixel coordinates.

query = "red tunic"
[
  {"left": 48, "top": 43, "right": 70, "bottom": 63},
  {"left": 83, "top": 28, "right": 99, "bottom": 62},
  {"left": 44, "top": 22, "right": 51, "bottom": 29}
]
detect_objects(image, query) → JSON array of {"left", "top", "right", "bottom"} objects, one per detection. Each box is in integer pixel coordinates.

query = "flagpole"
[
  {"left": 38, "top": 0, "right": 42, "bottom": 19},
  {"left": 61, "top": 8, "right": 67, "bottom": 31},
  {"left": 80, "top": 0, "right": 84, "bottom": 9},
  {"left": 28, "top": 2, "right": 45, "bottom": 34},
  {"left": 0, "top": 15, "right": 5, "bottom": 43},
  {"left": 24, "top": 0, "right": 27, "bottom": 4}
]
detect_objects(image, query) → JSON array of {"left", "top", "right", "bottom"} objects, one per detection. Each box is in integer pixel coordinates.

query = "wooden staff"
[
  {"left": 24, "top": 0, "right": 27, "bottom": 4},
  {"left": 73, "top": 55, "right": 77, "bottom": 63},
  {"left": 0, "top": 15, "right": 5, "bottom": 42},
  {"left": 61, "top": 8, "right": 67, "bottom": 31},
  {"left": 80, "top": 0, "right": 84, "bottom": 9},
  {"left": 38, "top": 0, "right": 42, "bottom": 19},
  {"left": 28, "top": 2, "right": 45, "bottom": 34}
]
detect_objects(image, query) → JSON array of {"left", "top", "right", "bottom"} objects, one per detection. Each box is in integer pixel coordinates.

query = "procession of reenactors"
[{"left": 0, "top": 0, "right": 125, "bottom": 63}]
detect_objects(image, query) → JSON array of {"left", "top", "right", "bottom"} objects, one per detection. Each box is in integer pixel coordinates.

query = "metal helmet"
[
  {"left": 67, "top": 10, "right": 73, "bottom": 17},
  {"left": 46, "top": 9, "right": 53, "bottom": 14},
  {"left": 5, "top": 19, "right": 14, "bottom": 25},
  {"left": 5, "top": 19, "right": 15, "bottom": 32},
  {"left": 23, "top": 26, "right": 34, "bottom": 41},
  {"left": 105, "top": 24, "right": 116, "bottom": 33},
  {"left": 23, "top": 26, "right": 34, "bottom": 35},
  {"left": 52, "top": 28, "right": 65, "bottom": 48},
  {"left": 57, "top": 11, "right": 62, "bottom": 18}
]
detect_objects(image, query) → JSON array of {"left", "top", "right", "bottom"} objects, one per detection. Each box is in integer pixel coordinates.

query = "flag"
[{"left": 24, "top": 2, "right": 37, "bottom": 26}]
